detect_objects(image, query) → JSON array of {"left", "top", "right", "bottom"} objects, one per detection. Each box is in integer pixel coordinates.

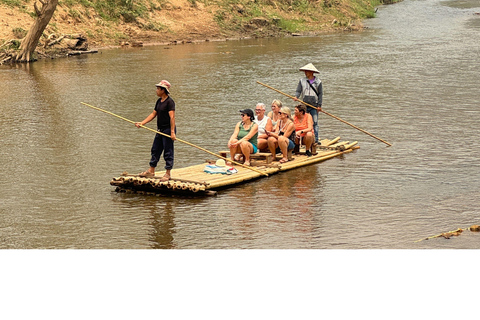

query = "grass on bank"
[{"left": 0, "top": 0, "right": 400, "bottom": 45}]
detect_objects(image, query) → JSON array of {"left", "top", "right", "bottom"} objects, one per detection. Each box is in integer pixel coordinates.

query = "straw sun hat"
[
  {"left": 155, "top": 80, "right": 171, "bottom": 94},
  {"left": 299, "top": 63, "right": 319, "bottom": 73},
  {"left": 215, "top": 159, "right": 226, "bottom": 167}
]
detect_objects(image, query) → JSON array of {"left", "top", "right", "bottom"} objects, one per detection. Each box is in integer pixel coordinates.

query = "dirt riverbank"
[{"left": 1, "top": 0, "right": 384, "bottom": 53}]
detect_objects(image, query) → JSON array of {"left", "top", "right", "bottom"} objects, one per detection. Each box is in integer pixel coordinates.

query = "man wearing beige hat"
[
  {"left": 294, "top": 63, "right": 323, "bottom": 144},
  {"left": 135, "top": 80, "right": 176, "bottom": 181}
]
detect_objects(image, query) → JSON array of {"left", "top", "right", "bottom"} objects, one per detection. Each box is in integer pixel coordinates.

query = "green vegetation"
[
  {"left": 275, "top": 18, "right": 307, "bottom": 33},
  {"left": 209, "top": 0, "right": 393, "bottom": 34},
  {"left": 12, "top": 27, "right": 27, "bottom": 39},
  {"left": 1, "top": 0, "right": 24, "bottom": 7},
  {"left": 58, "top": 0, "right": 149, "bottom": 23},
  {"left": 0, "top": 0, "right": 401, "bottom": 45}
]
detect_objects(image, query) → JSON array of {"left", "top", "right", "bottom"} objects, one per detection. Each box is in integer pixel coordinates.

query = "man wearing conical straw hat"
[{"left": 294, "top": 63, "right": 323, "bottom": 144}]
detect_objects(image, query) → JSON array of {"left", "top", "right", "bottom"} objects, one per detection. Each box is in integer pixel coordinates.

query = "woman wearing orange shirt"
[{"left": 293, "top": 105, "right": 314, "bottom": 156}]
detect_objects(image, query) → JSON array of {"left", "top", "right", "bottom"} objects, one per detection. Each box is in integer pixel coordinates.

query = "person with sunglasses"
[
  {"left": 227, "top": 109, "right": 258, "bottom": 166},
  {"left": 266, "top": 107, "right": 295, "bottom": 163},
  {"left": 254, "top": 103, "right": 273, "bottom": 152}
]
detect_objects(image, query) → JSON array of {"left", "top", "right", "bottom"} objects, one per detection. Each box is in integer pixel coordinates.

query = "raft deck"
[{"left": 110, "top": 137, "right": 359, "bottom": 196}]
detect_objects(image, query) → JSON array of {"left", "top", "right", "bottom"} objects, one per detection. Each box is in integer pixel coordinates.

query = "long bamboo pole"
[
  {"left": 81, "top": 102, "right": 268, "bottom": 176},
  {"left": 256, "top": 81, "right": 392, "bottom": 147}
]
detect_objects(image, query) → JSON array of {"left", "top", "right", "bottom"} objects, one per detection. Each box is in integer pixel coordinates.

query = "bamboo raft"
[{"left": 110, "top": 137, "right": 359, "bottom": 196}]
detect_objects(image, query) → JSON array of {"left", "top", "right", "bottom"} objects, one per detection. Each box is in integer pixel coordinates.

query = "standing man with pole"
[
  {"left": 294, "top": 63, "right": 323, "bottom": 145},
  {"left": 135, "top": 80, "right": 176, "bottom": 181}
]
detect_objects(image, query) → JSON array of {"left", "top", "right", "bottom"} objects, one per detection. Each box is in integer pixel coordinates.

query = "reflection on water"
[{"left": 1, "top": 0, "right": 480, "bottom": 249}]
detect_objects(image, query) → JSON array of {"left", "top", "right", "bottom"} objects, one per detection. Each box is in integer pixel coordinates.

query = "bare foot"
[
  {"left": 159, "top": 174, "right": 170, "bottom": 181},
  {"left": 139, "top": 171, "right": 155, "bottom": 177},
  {"left": 234, "top": 154, "right": 244, "bottom": 163}
]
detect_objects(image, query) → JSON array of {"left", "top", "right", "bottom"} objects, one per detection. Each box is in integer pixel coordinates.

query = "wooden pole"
[
  {"left": 256, "top": 81, "right": 392, "bottom": 147},
  {"left": 81, "top": 102, "right": 268, "bottom": 176}
]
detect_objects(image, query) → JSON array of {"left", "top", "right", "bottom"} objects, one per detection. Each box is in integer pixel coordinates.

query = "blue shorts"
[
  {"left": 251, "top": 143, "right": 258, "bottom": 154},
  {"left": 275, "top": 140, "right": 295, "bottom": 153},
  {"left": 287, "top": 139, "right": 295, "bottom": 150}
]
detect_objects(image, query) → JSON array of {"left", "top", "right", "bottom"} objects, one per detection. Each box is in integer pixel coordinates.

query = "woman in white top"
[{"left": 254, "top": 103, "right": 273, "bottom": 151}]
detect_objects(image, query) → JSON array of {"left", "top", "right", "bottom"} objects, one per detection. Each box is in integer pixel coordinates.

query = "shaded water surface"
[{"left": 1, "top": 0, "right": 479, "bottom": 248}]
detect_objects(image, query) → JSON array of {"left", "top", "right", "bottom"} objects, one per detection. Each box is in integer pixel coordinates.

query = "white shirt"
[{"left": 254, "top": 115, "right": 270, "bottom": 135}]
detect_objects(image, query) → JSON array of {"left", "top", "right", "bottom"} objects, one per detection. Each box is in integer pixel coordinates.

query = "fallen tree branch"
[
  {"left": 45, "top": 35, "right": 64, "bottom": 47},
  {"left": 0, "top": 39, "right": 17, "bottom": 49},
  {"left": 1, "top": 55, "right": 13, "bottom": 64},
  {"left": 415, "top": 225, "right": 480, "bottom": 242},
  {"left": 66, "top": 49, "right": 98, "bottom": 56}
]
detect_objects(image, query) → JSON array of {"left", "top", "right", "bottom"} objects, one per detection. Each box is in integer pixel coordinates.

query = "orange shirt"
[{"left": 294, "top": 114, "right": 313, "bottom": 137}]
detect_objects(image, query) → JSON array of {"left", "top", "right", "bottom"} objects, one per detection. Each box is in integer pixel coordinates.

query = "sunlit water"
[{"left": 1, "top": 0, "right": 479, "bottom": 248}]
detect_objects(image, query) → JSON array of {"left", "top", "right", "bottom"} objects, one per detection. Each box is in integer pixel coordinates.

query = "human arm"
[
  {"left": 135, "top": 110, "right": 157, "bottom": 127},
  {"left": 317, "top": 81, "right": 323, "bottom": 111},
  {"left": 169, "top": 110, "right": 176, "bottom": 141},
  {"left": 258, "top": 118, "right": 273, "bottom": 139},
  {"left": 294, "top": 79, "right": 302, "bottom": 101},
  {"left": 265, "top": 117, "right": 273, "bottom": 133},
  {"left": 283, "top": 121, "right": 295, "bottom": 138},
  {"left": 228, "top": 122, "right": 241, "bottom": 148},
  {"left": 266, "top": 121, "right": 280, "bottom": 138},
  {"left": 304, "top": 114, "right": 314, "bottom": 133},
  {"left": 240, "top": 123, "right": 258, "bottom": 142},
  {"left": 295, "top": 115, "right": 314, "bottom": 138},
  {"left": 231, "top": 123, "right": 258, "bottom": 147}
]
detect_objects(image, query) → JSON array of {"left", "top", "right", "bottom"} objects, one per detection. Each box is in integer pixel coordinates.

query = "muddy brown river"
[{"left": 1, "top": 0, "right": 479, "bottom": 249}]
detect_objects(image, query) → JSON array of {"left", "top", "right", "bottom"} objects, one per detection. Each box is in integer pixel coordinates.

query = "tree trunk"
[{"left": 13, "top": 0, "right": 58, "bottom": 63}]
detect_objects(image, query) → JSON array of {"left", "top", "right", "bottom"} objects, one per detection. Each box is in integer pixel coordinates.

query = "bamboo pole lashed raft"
[
  {"left": 80, "top": 102, "right": 359, "bottom": 196},
  {"left": 110, "top": 137, "right": 359, "bottom": 196}
]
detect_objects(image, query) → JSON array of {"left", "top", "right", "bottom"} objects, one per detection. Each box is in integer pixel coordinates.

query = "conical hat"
[{"left": 299, "top": 63, "right": 319, "bottom": 73}]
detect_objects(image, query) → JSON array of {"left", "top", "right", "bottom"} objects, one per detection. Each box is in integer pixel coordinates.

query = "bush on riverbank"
[{"left": 0, "top": 0, "right": 399, "bottom": 49}]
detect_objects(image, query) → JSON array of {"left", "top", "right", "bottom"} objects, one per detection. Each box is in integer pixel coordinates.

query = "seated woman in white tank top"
[{"left": 254, "top": 103, "right": 273, "bottom": 152}]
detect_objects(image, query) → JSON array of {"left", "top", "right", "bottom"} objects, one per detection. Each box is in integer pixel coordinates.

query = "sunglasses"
[
  {"left": 278, "top": 112, "right": 283, "bottom": 115},
  {"left": 241, "top": 114, "right": 247, "bottom": 117}
]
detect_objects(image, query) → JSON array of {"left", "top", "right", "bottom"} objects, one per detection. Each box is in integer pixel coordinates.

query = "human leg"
[
  {"left": 267, "top": 136, "right": 278, "bottom": 159},
  {"left": 307, "top": 107, "right": 319, "bottom": 143},
  {"left": 160, "top": 169, "right": 171, "bottom": 181},
  {"left": 304, "top": 132, "right": 314, "bottom": 156},
  {"left": 162, "top": 128, "right": 175, "bottom": 171},
  {"left": 239, "top": 141, "right": 254, "bottom": 166},
  {"left": 287, "top": 139, "right": 295, "bottom": 150},
  {"left": 278, "top": 136, "right": 289, "bottom": 162},
  {"left": 146, "top": 133, "right": 164, "bottom": 174},
  {"left": 257, "top": 138, "right": 269, "bottom": 152},
  {"left": 229, "top": 139, "right": 240, "bottom": 162}
]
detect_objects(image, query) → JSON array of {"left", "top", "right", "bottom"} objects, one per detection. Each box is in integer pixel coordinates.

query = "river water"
[{"left": 1, "top": 0, "right": 479, "bottom": 249}]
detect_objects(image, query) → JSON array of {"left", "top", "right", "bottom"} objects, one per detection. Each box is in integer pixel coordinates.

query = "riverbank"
[{"left": 0, "top": 0, "right": 395, "bottom": 53}]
